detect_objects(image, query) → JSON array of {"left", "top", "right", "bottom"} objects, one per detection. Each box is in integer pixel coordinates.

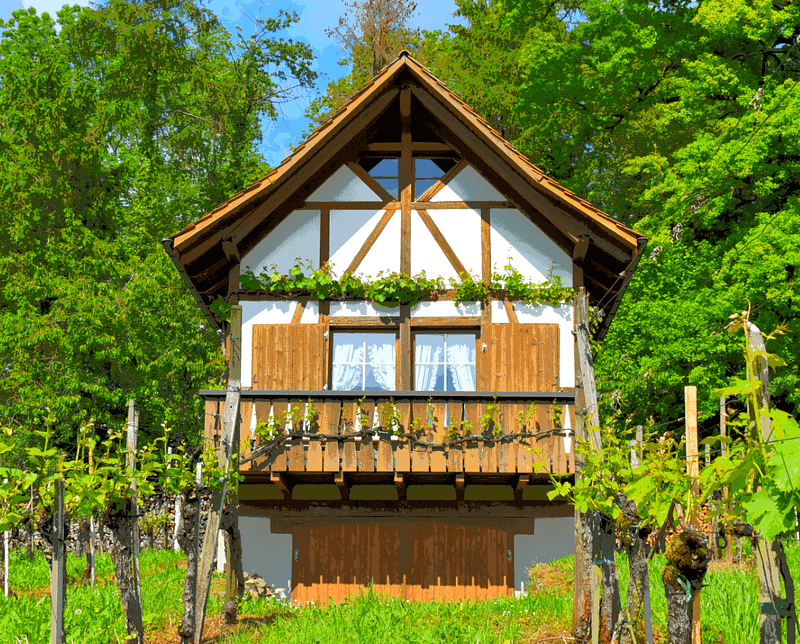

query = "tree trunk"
[
  {"left": 662, "top": 530, "right": 711, "bottom": 644},
  {"left": 177, "top": 489, "right": 201, "bottom": 644},
  {"left": 105, "top": 500, "right": 144, "bottom": 644},
  {"left": 573, "top": 509, "right": 594, "bottom": 642}
]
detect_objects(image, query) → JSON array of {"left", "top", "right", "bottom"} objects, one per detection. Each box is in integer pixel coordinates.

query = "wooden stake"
[
  {"left": 195, "top": 305, "right": 242, "bottom": 643},
  {"left": 127, "top": 398, "right": 141, "bottom": 607},
  {"left": 745, "top": 321, "right": 784, "bottom": 644},
  {"left": 685, "top": 386, "right": 701, "bottom": 644},
  {"left": 50, "top": 478, "right": 65, "bottom": 644}
]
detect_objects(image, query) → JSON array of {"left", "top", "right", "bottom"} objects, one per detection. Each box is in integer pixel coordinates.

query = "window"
[
  {"left": 358, "top": 156, "right": 458, "bottom": 200},
  {"left": 332, "top": 332, "right": 396, "bottom": 391},
  {"left": 414, "top": 333, "right": 476, "bottom": 392},
  {"left": 331, "top": 330, "right": 477, "bottom": 392},
  {"left": 414, "top": 158, "right": 457, "bottom": 198},
  {"left": 358, "top": 158, "right": 399, "bottom": 199}
]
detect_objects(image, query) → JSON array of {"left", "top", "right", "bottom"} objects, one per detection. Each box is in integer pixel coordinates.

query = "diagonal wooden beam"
[
  {"left": 417, "top": 159, "right": 469, "bottom": 202},
  {"left": 346, "top": 208, "right": 397, "bottom": 274},
  {"left": 416, "top": 208, "right": 467, "bottom": 277},
  {"left": 346, "top": 161, "right": 397, "bottom": 204},
  {"left": 270, "top": 472, "right": 292, "bottom": 500}
]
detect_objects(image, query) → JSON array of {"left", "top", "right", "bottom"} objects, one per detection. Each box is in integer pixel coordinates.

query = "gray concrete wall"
[
  {"left": 239, "top": 516, "right": 292, "bottom": 596},
  {"left": 514, "top": 515, "right": 574, "bottom": 590}
]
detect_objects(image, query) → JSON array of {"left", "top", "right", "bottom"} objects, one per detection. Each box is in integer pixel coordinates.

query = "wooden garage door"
[{"left": 292, "top": 520, "right": 513, "bottom": 604}]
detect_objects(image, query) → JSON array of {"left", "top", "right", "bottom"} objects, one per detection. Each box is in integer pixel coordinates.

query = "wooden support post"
[
  {"left": 225, "top": 306, "right": 243, "bottom": 619},
  {"left": 50, "top": 477, "right": 65, "bottom": 644},
  {"left": 685, "top": 386, "right": 702, "bottom": 644},
  {"left": 745, "top": 321, "right": 785, "bottom": 644},
  {"left": 455, "top": 474, "right": 467, "bottom": 503},
  {"left": 395, "top": 473, "right": 408, "bottom": 501},
  {"left": 514, "top": 474, "right": 529, "bottom": 502},
  {"left": 336, "top": 472, "right": 351, "bottom": 501},
  {"left": 271, "top": 472, "right": 292, "bottom": 500},
  {"left": 194, "top": 306, "right": 242, "bottom": 644},
  {"left": 126, "top": 398, "right": 142, "bottom": 620}
]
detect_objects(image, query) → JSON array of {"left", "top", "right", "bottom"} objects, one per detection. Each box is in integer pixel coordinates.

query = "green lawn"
[{"left": 0, "top": 543, "right": 797, "bottom": 643}]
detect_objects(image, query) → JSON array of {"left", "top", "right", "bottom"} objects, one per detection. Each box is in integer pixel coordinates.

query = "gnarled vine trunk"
[
  {"left": 219, "top": 506, "right": 245, "bottom": 624},
  {"left": 662, "top": 530, "right": 710, "bottom": 644},
  {"left": 177, "top": 487, "right": 201, "bottom": 644},
  {"left": 105, "top": 499, "right": 144, "bottom": 644}
]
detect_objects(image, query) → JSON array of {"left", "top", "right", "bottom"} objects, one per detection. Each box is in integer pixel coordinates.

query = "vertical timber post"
[
  {"left": 573, "top": 288, "right": 618, "bottom": 643},
  {"left": 685, "top": 386, "right": 701, "bottom": 644},
  {"left": 745, "top": 321, "right": 788, "bottom": 644},
  {"left": 127, "top": 398, "right": 141, "bottom": 606},
  {"left": 50, "top": 477, "right": 65, "bottom": 644},
  {"left": 194, "top": 305, "right": 242, "bottom": 642}
]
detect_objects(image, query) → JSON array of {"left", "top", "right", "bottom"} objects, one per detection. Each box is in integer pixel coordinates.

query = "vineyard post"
[
  {"left": 50, "top": 477, "right": 66, "bottom": 644},
  {"left": 685, "top": 386, "right": 701, "bottom": 644},
  {"left": 194, "top": 304, "right": 242, "bottom": 643},
  {"left": 3, "top": 478, "right": 8, "bottom": 598},
  {"left": 745, "top": 321, "right": 788, "bottom": 644},
  {"left": 573, "top": 288, "right": 618, "bottom": 644},
  {"left": 631, "top": 429, "right": 655, "bottom": 644},
  {"left": 720, "top": 396, "right": 733, "bottom": 561},
  {"left": 170, "top": 447, "right": 183, "bottom": 552},
  {"left": 127, "top": 399, "right": 142, "bottom": 604}
]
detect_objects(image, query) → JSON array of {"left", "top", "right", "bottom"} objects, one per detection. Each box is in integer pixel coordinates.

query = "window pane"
[
  {"left": 447, "top": 363, "right": 476, "bottom": 392},
  {"left": 376, "top": 178, "right": 398, "bottom": 199},
  {"left": 415, "top": 158, "right": 445, "bottom": 178},
  {"left": 369, "top": 158, "right": 399, "bottom": 176},
  {"left": 415, "top": 179, "right": 438, "bottom": 197},
  {"left": 415, "top": 363, "right": 444, "bottom": 391},
  {"left": 332, "top": 332, "right": 396, "bottom": 391},
  {"left": 366, "top": 364, "right": 395, "bottom": 391},
  {"left": 445, "top": 334, "right": 476, "bottom": 363}
]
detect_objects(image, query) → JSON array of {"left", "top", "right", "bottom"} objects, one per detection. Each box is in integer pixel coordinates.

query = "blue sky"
[{"left": 0, "top": 0, "right": 462, "bottom": 165}]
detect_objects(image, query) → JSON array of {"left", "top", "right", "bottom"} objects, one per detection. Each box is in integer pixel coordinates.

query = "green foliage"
[
  {"left": 236, "top": 263, "right": 573, "bottom": 310},
  {"left": 425, "top": 0, "right": 800, "bottom": 426},
  {"left": 0, "top": 0, "right": 315, "bottom": 451}
]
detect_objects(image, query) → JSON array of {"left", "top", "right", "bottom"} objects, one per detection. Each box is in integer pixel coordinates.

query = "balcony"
[{"left": 201, "top": 390, "right": 576, "bottom": 479}]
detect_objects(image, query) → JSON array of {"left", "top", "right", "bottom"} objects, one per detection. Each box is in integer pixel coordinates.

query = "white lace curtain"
[
  {"left": 332, "top": 333, "right": 395, "bottom": 391},
  {"left": 414, "top": 334, "right": 475, "bottom": 391}
]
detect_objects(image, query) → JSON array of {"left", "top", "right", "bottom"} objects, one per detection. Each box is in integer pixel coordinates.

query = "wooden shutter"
[
  {"left": 478, "top": 323, "right": 559, "bottom": 391},
  {"left": 252, "top": 325, "right": 325, "bottom": 390}
]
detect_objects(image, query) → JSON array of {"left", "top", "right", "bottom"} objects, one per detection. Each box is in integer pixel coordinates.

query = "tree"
[
  {"left": 0, "top": 0, "right": 316, "bottom": 451},
  {"left": 306, "top": 0, "right": 421, "bottom": 129},
  {"left": 424, "top": 0, "right": 800, "bottom": 425}
]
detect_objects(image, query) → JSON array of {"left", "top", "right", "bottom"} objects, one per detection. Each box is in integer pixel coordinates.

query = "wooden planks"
[
  {"left": 251, "top": 325, "right": 325, "bottom": 390},
  {"left": 292, "top": 520, "right": 514, "bottom": 605}
]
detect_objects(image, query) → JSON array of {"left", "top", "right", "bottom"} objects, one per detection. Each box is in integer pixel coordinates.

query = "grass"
[{"left": 0, "top": 542, "right": 798, "bottom": 643}]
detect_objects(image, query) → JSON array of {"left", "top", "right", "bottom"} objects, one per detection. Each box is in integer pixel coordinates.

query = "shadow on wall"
[
  {"left": 514, "top": 516, "right": 574, "bottom": 590},
  {"left": 240, "top": 516, "right": 292, "bottom": 598}
]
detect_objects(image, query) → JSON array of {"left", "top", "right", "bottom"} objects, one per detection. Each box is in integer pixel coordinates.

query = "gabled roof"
[{"left": 164, "top": 52, "right": 646, "bottom": 337}]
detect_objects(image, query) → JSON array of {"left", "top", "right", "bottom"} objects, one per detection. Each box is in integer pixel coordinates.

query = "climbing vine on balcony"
[{"left": 229, "top": 262, "right": 573, "bottom": 312}]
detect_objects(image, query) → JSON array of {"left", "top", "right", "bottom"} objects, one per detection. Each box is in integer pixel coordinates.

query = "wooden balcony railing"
[{"left": 201, "top": 390, "right": 576, "bottom": 476}]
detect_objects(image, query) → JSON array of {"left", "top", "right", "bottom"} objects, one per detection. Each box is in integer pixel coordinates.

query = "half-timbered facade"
[{"left": 164, "top": 52, "right": 645, "bottom": 603}]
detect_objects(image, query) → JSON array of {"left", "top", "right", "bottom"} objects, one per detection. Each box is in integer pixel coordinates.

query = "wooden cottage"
[{"left": 164, "top": 52, "right": 646, "bottom": 603}]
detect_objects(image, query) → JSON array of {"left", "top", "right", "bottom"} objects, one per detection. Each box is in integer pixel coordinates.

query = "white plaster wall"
[
  {"left": 239, "top": 516, "right": 293, "bottom": 597},
  {"left": 428, "top": 209, "right": 482, "bottom": 277},
  {"left": 410, "top": 300, "right": 480, "bottom": 317},
  {"left": 300, "top": 301, "right": 320, "bottom": 324},
  {"left": 410, "top": 211, "right": 458, "bottom": 280},
  {"left": 513, "top": 302, "right": 575, "bottom": 388},
  {"left": 307, "top": 165, "right": 382, "bottom": 202},
  {"left": 490, "top": 300, "right": 510, "bottom": 324},
  {"left": 329, "top": 209, "right": 399, "bottom": 276},
  {"left": 358, "top": 211, "right": 402, "bottom": 277},
  {"left": 241, "top": 210, "right": 319, "bottom": 276},
  {"left": 490, "top": 209, "right": 572, "bottom": 286},
  {"left": 514, "top": 516, "right": 574, "bottom": 589},
  {"left": 329, "top": 301, "right": 400, "bottom": 317},
  {"left": 241, "top": 300, "right": 298, "bottom": 388},
  {"left": 431, "top": 164, "right": 505, "bottom": 202}
]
